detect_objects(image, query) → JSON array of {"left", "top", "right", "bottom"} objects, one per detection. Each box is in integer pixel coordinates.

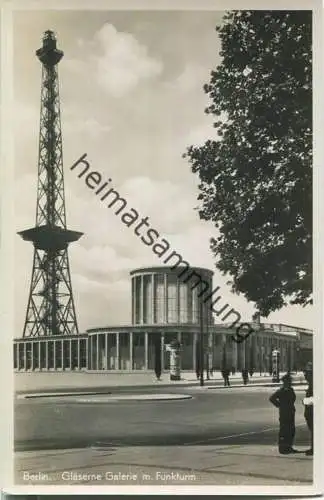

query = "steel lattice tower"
[{"left": 18, "top": 30, "right": 83, "bottom": 337}]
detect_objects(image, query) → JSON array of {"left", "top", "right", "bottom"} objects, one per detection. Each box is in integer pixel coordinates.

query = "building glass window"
[
  {"left": 154, "top": 274, "right": 165, "bottom": 324},
  {"left": 182, "top": 332, "right": 191, "bottom": 346},
  {"left": 14, "top": 344, "right": 17, "bottom": 369},
  {"left": 179, "top": 282, "right": 188, "bottom": 323},
  {"left": 80, "top": 339, "right": 87, "bottom": 368},
  {"left": 191, "top": 286, "right": 199, "bottom": 323},
  {"left": 120, "top": 332, "right": 128, "bottom": 346},
  {"left": 40, "top": 342, "right": 46, "bottom": 369},
  {"left": 48, "top": 341, "right": 54, "bottom": 369},
  {"left": 143, "top": 275, "right": 153, "bottom": 324},
  {"left": 167, "top": 274, "right": 178, "bottom": 323},
  {"left": 131, "top": 278, "right": 135, "bottom": 322},
  {"left": 135, "top": 276, "right": 141, "bottom": 324}
]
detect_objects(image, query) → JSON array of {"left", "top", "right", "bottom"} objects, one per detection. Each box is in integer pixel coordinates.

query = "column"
[
  {"left": 264, "top": 337, "right": 268, "bottom": 372},
  {"left": 77, "top": 338, "right": 80, "bottom": 370},
  {"left": 258, "top": 337, "right": 262, "bottom": 373},
  {"left": 290, "top": 341, "right": 294, "bottom": 371},
  {"left": 232, "top": 338, "right": 237, "bottom": 371},
  {"left": 45, "top": 341, "right": 48, "bottom": 370},
  {"left": 144, "top": 332, "right": 148, "bottom": 369},
  {"left": 53, "top": 341, "right": 56, "bottom": 370},
  {"left": 69, "top": 339, "right": 72, "bottom": 370},
  {"left": 104, "top": 333, "right": 108, "bottom": 371},
  {"left": 129, "top": 332, "right": 133, "bottom": 370},
  {"left": 132, "top": 278, "right": 135, "bottom": 324},
  {"left": 92, "top": 336, "right": 95, "bottom": 370},
  {"left": 86, "top": 337, "right": 89, "bottom": 370},
  {"left": 38, "top": 342, "right": 40, "bottom": 371},
  {"left": 31, "top": 342, "right": 34, "bottom": 371},
  {"left": 96, "top": 335, "right": 99, "bottom": 370},
  {"left": 177, "top": 278, "right": 180, "bottom": 324},
  {"left": 151, "top": 274, "right": 155, "bottom": 324},
  {"left": 141, "top": 275, "right": 144, "bottom": 324},
  {"left": 161, "top": 332, "right": 165, "bottom": 372},
  {"left": 164, "top": 273, "right": 168, "bottom": 323},
  {"left": 116, "top": 332, "right": 120, "bottom": 370},
  {"left": 207, "top": 329, "right": 213, "bottom": 375},
  {"left": 61, "top": 339, "right": 64, "bottom": 370},
  {"left": 23, "top": 342, "right": 26, "bottom": 371}
]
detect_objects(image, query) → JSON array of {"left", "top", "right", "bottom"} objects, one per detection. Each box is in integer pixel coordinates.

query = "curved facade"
[
  {"left": 13, "top": 266, "right": 313, "bottom": 373},
  {"left": 131, "top": 266, "right": 213, "bottom": 326}
]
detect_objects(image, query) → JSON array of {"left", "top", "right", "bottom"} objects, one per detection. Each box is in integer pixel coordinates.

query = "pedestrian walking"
[
  {"left": 226, "top": 368, "right": 231, "bottom": 386},
  {"left": 269, "top": 373, "right": 297, "bottom": 454},
  {"left": 303, "top": 362, "right": 313, "bottom": 456},
  {"left": 222, "top": 368, "right": 230, "bottom": 387},
  {"left": 242, "top": 368, "right": 249, "bottom": 385}
]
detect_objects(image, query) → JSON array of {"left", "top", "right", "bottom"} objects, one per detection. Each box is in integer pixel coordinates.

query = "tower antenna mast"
[{"left": 18, "top": 30, "right": 83, "bottom": 337}]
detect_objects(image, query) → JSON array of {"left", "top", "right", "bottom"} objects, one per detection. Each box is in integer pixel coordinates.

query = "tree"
[{"left": 184, "top": 11, "right": 312, "bottom": 316}]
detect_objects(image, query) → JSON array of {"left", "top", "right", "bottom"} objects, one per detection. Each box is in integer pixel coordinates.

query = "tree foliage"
[{"left": 185, "top": 11, "right": 312, "bottom": 316}]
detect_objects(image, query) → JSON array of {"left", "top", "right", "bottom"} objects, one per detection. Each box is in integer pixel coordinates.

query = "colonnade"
[
  {"left": 14, "top": 336, "right": 88, "bottom": 371},
  {"left": 14, "top": 330, "right": 295, "bottom": 373},
  {"left": 131, "top": 269, "right": 213, "bottom": 325}
]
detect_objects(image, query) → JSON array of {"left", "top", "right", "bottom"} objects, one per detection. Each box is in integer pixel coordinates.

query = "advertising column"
[
  {"left": 168, "top": 339, "right": 181, "bottom": 381},
  {"left": 272, "top": 349, "right": 280, "bottom": 382}
]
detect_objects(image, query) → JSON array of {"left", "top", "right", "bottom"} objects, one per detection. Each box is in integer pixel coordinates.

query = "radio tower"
[{"left": 18, "top": 30, "right": 83, "bottom": 337}]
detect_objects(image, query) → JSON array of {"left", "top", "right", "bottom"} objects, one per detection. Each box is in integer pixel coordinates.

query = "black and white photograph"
[{"left": 1, "top": 0, "right": 322, "bottom": 494}]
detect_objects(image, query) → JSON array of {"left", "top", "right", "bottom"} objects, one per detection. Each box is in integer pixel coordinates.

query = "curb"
[
  {"left": 207, "top": 382, "right": 307, "bottom": 390},
  {"left": 16, "top": 378, "right": 306, "bottom": 395},
  {"left": 17, "top": 390, "right": 113, "bottom": 399},
  {"left": 17, "top": 393, "right": 193, "bottom": 402},
  {"left": 16, "top": 381, "right": 307, "bottom": 399}
]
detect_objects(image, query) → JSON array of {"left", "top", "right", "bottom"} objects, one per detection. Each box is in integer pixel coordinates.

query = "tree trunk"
[{"left": 154, "top": 336, "right": 162, "bottom": 380}]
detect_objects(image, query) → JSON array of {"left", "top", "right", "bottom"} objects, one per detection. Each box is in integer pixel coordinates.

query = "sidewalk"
[
  {"left": 15, "top": 370, "right": 307, "bottom": 394},
  {"left": 15, "top": 441, "right": 313, "bottom": 486}
]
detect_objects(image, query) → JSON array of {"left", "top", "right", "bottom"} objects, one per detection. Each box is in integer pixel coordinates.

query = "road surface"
[
  {"left": 14, "top": 385, "right": 313, "bottom": 486},
  {"left": 15, "top": 385, "right": 310, "bottom": 451}
]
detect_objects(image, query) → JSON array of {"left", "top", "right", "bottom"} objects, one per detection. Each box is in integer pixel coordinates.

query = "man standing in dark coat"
[
  {"left": 303, "top": 362, "right": 313, "bottom": 456},
  {"left": 269, "top": 373, "right": 297, "bottom": 454}
]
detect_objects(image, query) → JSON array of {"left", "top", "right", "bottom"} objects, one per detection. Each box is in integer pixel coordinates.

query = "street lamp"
[{"left": 199, "top": 296, "right": 204, "bottom": 387}]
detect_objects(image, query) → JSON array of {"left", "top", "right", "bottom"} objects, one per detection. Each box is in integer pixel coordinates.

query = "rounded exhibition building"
[{"left": 14, "top": 266, "right": 313, "bottom": 373}]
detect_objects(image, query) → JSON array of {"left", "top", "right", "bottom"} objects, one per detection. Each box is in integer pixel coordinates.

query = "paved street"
[{"left": 14, "top": 385, "right": 313, "bottom": 486}]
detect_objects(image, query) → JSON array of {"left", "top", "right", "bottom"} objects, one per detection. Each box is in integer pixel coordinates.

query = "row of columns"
[
  {"left": 88, "top": 331, "right": 176, "bottom": 371},
  {"left": 14, "top": 337, "right": 87, "bottom": 371},
  {"left": 14, "top": 332, "right": 295, "bottom": 372},
  {"left": 132, "top": 273, "right": 212, "bottom": 326}
]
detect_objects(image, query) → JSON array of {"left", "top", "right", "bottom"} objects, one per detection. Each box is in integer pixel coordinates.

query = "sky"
[{"left": 13, "top": 9, "right": 313, "bottom": 333}]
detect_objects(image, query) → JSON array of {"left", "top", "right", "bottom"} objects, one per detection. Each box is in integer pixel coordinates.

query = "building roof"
[{"left": 130, "top": 265, "right": 214, "bottom": 276}]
